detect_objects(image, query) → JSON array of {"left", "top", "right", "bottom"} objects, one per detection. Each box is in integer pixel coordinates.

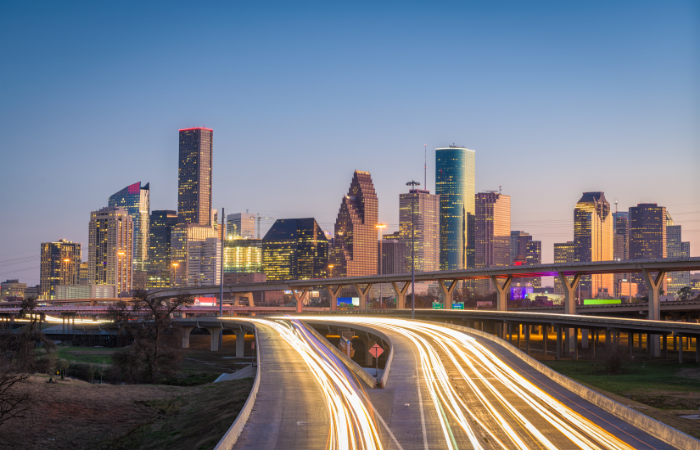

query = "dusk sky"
[{"left": 1, "top": 0, "right": 698, "bottom": 286}]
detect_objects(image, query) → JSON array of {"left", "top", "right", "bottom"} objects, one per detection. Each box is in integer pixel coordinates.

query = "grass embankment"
[{"left": 542, "top": 359, "right": 700, "bottom": 438}]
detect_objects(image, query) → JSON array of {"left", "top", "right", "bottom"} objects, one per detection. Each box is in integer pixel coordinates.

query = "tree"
[
  {"left": 109, "top": 290, "right": 193, "bottom": 383},
  {"left": 677, "top": 286, "right": 693, "bottom": 302}
]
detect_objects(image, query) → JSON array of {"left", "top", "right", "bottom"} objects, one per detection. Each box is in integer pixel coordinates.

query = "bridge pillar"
[
  {"left": 353, "top": 284, "right": 372, "bottom": 310},
  {"left": 490, "top": 275, "right": 513, "bottom": 312},
  {"left": 207, "top": 327, "right": 222, "bottom": 351},
  {"left": 235, "top": 329, "right": 246, "bottom": 358},
  {"left": 582, "top": 329, "right": 589, "bottom": 349},
  {"left": 642, "top": 268, "right": 666, "bottom": 357},
  {"left": 181, "top": 327, "right": 195, "bottom": 348},
  {"left": 233, "top": 293, "right": 255, "bottom": 307},
  {"left": 391, "top": 281, "right": 410, "bottom": 309},
  {"left": 327, "top": 285, "right": 342, "bottom": 312},
  {"left": 557, "top": 272, "right": 582, "bottom": 356},
  {"left": 293, "top": 289, "right": 308, "bottom": 313},
  {"left": 438, "top": 280, "right": 458, "bottom": 309}
]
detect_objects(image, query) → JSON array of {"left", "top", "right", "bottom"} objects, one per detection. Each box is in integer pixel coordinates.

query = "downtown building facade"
[
  {"left": 379, "top": 235, "right": 408, "bottom": 275},
  {"left": 474, "top": 192, "right": 511, "bottom": 293},
  {"left": 574, "top": 192, "right": 614, "bottom": 298},
  {"left": 510, "top": 231, "right": 543, "bottom": 289},
  {"left": 224, "top": 238, "right": 263, "bottom": 274},
  {"left": 553, "top": 242, "right": 576, "bottom": 296},
  {"left": 147, "top": 210, "right": 178, "bottom": 289},
  {"left": 629, "top": 203, "right": 666, "bottom": 294},
  {"left": 88, "top": 207, "right": 133, "bottom": 295},
  {"left": 170, "top": 223, "right": 219, "bottom": 287},
  {"left": 227, "top": 213, "right": 256, "bottom": 239},
  {"left": 108, "top": 182, "right": 150, "bottom": 272},
  {"left": 263, "top": 218, "right": 328, "bottom": 281},
  {"left": 330, "top": 171, "right": 378, "bottom": 277},
  {"left": 40, "top": 239, "right": 82, "bottom": 299},
  {"left": 399, "top": 189, "right": 440, "bottom": 273},
  {"left": 1, "top": 280, "right": 27, "bottom": 300},
  {"left": 178, "top": 127, "right": 213, "bottom": 227},
  {"left": 612, "top": 211, "right": 631, "bottom": 297},
  {"left": 187, "top": 237, "right": 221, "bottom": 286},
  {"left": 436, "top": 146, "right": 476, "bottom": 271},
  {"left": 665, "top": 214, "right": 691, "bottom": 296}
]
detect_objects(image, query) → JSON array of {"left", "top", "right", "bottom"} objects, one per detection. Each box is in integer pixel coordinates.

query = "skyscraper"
[
  {"left": 40, "top": 239, "right": 81, "bottom": 299},
  {"left": 399, "top": 189, "right": 440, "bottom": 272},
  {"left": 187, "top": 237, "right": 221, "bottom": 286},
  {"left": 475, "top": 192, "right": 511, "bottom": 268},
  {"left": 331, "top": 171, "right": 378, "bottom": 277},
  {"left": 170, "top": 223, "right": 219, "bottom": 287},
  {"left": 666, "top": 219, "right": 690, "bottom": 296},
  {"left": 510, "top": 231, "right": 532, "bottom": 265},
  {"left": 178, "top": 127, "right": 213, "bottom": 226},
  {"left": 224, "top": 238, "right": 263, "bottom": 274},
  {"left": 379, "top": 237, "right": 408, "bottom": 275},
  {"left": 525, "top": 240, "right": 542, "bottom": 288},
  {"left": 436, "top": 146, "right": 476, "bottom": 270},
  {"left": 147, "top": 210, "right": 178, "bottom": 288},
  {"left": 553, "top": 241, "right": 576, "bottom": 295},
  {"left": 263, "top": 218, "right": 328, "bottom": 281},
  {"left": 88, "top": 207, "right": 133, "bottom": 295},
  {"left": 629, "top": 203, "right": 667, "bottom": 261},
  {"left": 612, "top": 211, "right": 630, "bottom": 297},
  {"left": 108, "top": 182, "right": 150, "bottom": 272},
  {"left": 227, "top": 213, "right": 256, "bottom": 240},
  {"left": 574, "top": 192, "right": 614, "bottom": 298}
]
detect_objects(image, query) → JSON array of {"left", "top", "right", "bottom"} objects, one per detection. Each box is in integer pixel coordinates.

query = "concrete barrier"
[
  {"left": 214, "top": 324, "right": 261, "bottom": 450},
  {"left": 436, "top": 321, "right": 700, "bottom": 450}
]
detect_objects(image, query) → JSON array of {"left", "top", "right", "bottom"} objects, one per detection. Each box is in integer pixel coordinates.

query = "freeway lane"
[{"left": 315, "top": 318, "right": 681, "bottom": 450}]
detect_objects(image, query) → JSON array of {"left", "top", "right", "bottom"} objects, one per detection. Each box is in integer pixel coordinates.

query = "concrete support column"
[
  {"left": 235, "top": 329, "right": 246, "bottom": 358},
  {"left": 696, "top": 337, "right": 699, "bottom": 364},
  {"left": 391, "top": 281, "right": 410, "bottom": 309},
  {"left": 438, "top": 279, "right": 458, "bottom": 310},
  {"left": 678, "top": 334, "right": 683, "bottom": 364},
  {"left": 207, "top": 327, "right": 222, "bottom": 351},
  {"left": 525, "top": 325, "right": 530, "bottom": 355},
  {"left": 327, "top": 285, "right": 342, "bottom": 312},
  {"left": 592, "top": 330, "right": 596, "bottom": 359},
  {"left": 353, "top": 284, "right": 372, "bottom": 310},
  {"left": 556, "top": 326, "right": 562, "bottom": 360},
  {"left": 663, "top": 334, "right": 668, "bottom": 359},
  {"left": 557, "top": 272, "right": 582, "bottom": 356},
  {"left": 182, "top": 327, "right": 195, "bottom": 348},
  {"left": 543, "top": 326, "right": 548, "bottom": 355},
  {"left": 642, "top": 268, "right": 666, "bottom": 357},
  {"left": 574, "top": 328, "right": 579, "bottom": 361},
  {"left": 582, "top": 329, "right": 589, "bottom": 349},
  {"left": 490, "top": 275, "right": 513, "bottom": 312},
  {"left": 292, "top": 289, "right": 308, "bottom": 313}
]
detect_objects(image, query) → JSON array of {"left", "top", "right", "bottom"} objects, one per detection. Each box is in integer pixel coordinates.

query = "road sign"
[
  {"left": 453, "top": 302, "right": 464, "bottom": 310},
  {"left": 369, "top": 343, "right": 384, "bottom": 359},
  {"left": 432, "top": 302, "right": 443, "bottom": 309}
]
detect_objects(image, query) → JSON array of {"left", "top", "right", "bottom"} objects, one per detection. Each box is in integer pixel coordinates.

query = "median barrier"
[{"left": 436, "top": 321, "right": 700, "bottom": 450}]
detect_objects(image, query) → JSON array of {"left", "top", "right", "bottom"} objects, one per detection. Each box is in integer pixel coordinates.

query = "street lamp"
[
  {"left": 328, "top": 264, "right": 334, "bottom": 278},
  {"left": 376, "top": 223, "right": 386, "bottom": 308},
  {"left": 406, "top": 180, "right": 420, "bottom": 319}
]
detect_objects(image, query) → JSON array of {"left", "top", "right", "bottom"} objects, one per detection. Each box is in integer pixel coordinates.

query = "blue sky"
[{"left": 1, "top": 1, "right": 698, "bottom": 285}]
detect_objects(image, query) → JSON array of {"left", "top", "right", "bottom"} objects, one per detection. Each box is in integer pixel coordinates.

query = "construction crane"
[{"left": 256, "top": 213, "right": 274, "bottom": 239}]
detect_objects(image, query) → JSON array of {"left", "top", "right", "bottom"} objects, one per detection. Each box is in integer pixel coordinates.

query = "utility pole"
[{"left": 406, "top": 180, "right": 420, "bottom": 319}]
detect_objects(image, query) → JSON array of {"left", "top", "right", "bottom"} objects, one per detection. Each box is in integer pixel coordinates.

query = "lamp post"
[
  {"left": 406, "top": 181, "right": 420, "bottom": 319},
  {"left": 376, "top": 223, "right": 386, "bottom": 308}
]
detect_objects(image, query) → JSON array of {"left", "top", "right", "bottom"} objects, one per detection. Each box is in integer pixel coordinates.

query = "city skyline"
[{"left": 1, "top": 1, "right": 698, "bottom": 286}]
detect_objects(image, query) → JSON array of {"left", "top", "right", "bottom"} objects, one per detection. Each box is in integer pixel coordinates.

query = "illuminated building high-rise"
[
  {"left": 263, "top": 218, "right": 328, "bottom": 281},
  {"left": 629, "top": 203, "right": 667, "bottom": 260},
  {"left": 178, "top": 127, "right": 213, "bottom": 226},
  {"left": 227, "top": 213, "right": 256, "bottom": 240},
  {"left": 379, "top": 237, "right": 408, "bottom": 275},
  {"left": 224, "top": 238, "right": 263, "bottom": 274},
  {"left": 475, "top": 192, "right": 511, "bottom": 268},
  {"left": 574, "top": 192, "right": 614, "bottom": 298},
  {"left": 553, "top": 241, "right": 575, "bottom": 295},
  {"left": 187, "top": 237, "right": 221, "bottom": 286},
  {"left": 331, "top": 171, "right": 378, "bottom": 277},
  {"left": 108, "top": 182, "right": 150, "bottom": 271},
  {"left": 510, "top": 231, "right": 531, "bottom": 265},
  {"left": 665, "top": 214, "right": 690, "bottom": 296},
  {"left": 399, "top": 189, "right": 440, "bottom": 272},
  {"left": 170, "top": 223, "right": 218, "bottom": 287},
  {"left": 613, "top": 211, "right": 630, "bottom": 296},
  {"left": 88, "top": 207, "right": 133, "bottom": 295},
  {"left": 39, "top": 239, "right": 81, "bottom": 300},
  {"left": 147, "top": 210, "right": 178, "bottom": 289},
  {"left": 436, "top": 146, "right": 476, "bottom": 270}
]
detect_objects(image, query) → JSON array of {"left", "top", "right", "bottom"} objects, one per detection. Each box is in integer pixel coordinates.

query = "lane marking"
[{"left": 409, "top": 343, "right": 430, "bottom": 450}]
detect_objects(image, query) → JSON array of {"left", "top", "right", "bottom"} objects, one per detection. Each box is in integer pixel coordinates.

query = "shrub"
[{"left": 594, "top": 344, "right": 631, "bottom": 374}]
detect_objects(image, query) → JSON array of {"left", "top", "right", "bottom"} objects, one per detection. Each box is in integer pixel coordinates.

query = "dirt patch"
[
  {"left": 627, "top": 390, "right": 700, "bottom": 410},
  {"left": 677, "top": 367, "right": 700, "bottom": 380},
  {"left": 63, "top": 350, "right": 115, "bottom": 356}
]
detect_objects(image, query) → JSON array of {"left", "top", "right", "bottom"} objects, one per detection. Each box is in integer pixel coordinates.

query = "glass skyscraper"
[
  {"left": 178, "top": 127, "right": 213, "bottom": 226},
  {"left": 263, "top": 218, "right": 328, "bottom": 281},
  {"left": 435, "top": 146, "right": 475, "bottom": 270},
  {"left": 399, "top": 189, "right": 440, "bottom": 273},
  {"left": 88, "top": 207, "right": 133, "bottom": 295},
  {"left": 108, "top": 182, "right": 150, "bottom": 272},
  {"left": 574, "top": 192, "right": 614, "bottom": 298},
  {"left": 147, "top": 210, "right": 178, "bottom": 288},
  {"left": 40, "top": 239, "right": 81, "bottom": 299}
]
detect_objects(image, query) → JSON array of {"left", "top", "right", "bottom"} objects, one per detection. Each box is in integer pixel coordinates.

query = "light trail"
[
  {"left": 232, "top": 318, "right": 384, "bottom": 450},
  {"left": 296, "top": 317, "right": 639, "bottom": 450}
]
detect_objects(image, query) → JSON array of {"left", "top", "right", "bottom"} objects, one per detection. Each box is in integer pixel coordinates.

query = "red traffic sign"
[{"left": 369, "top": 344, "right": 384, "bottom": 359}]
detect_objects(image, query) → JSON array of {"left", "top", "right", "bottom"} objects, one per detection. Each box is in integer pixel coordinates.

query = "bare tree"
[{"left": 109, "top": 290, "right": 193, "bottom": 383}]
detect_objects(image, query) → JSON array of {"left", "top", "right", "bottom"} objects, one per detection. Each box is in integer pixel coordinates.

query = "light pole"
[
  {"left": 376, "top": 223, "right": 386, "bottom": 308},
  {"left": 406, "top": 181, "right": 420, "bottom": 319}
]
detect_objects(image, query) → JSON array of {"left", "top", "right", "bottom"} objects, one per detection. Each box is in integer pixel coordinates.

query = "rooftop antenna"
[
  {"left": 424, "top": 144, "right": 427, "bottom": 192},
  {"left": 499, "top": 185, "right": 502, "bottom": 194}
]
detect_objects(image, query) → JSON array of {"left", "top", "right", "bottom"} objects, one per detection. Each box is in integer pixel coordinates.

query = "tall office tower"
[
  {"left": 475, "top": 192, "right": 511, "bottom": 268},
  {"left": 263, "top": 218, "right": 328, "bottom": 281},
  {"left": 574, "top": 192, "right": 614, "bottom": 298},
  {"left": 88, "top": 207, "right": 133, "bottom": 295},
  {"left": 40, "top": 239, "right": 82, "bottom": 300},
  {"left": 379, "top": 236, "right": 408, "bottom": 275},
  {"left": 224, "top": 238, "right": 263, "bottom": 274},
  {"left": 553, "top": 242, "right": 576, "bottom": 295},
  {"left": 436, "top": 146, "right": 476, "bottom": 270},
  {"left": 108, "top": 182, "right": 150, "bottom": 272},
  {"left": 331, "top": 171, "right": 378, "bottom": 277},
  {"left": 510, "top": 231, "right": 532, "bottom": 265},
  {"left": 526, "top": 240, "right": 542, "bottom": 288},
  {"left": 667, "top": 223, "right": 691, "bottom": 295},
  {"left": 147, "top": 210, "right": 178, "bottom": 289},
  {"left": 178, "top": 127, "right": 213, "bottom": 226},
  {"left": 186, "top": 237, "right": 221, "bottom": 286},
  {"left": 629, "top": 203, "right": 667, "bottom": 260},
  {"left": 227, "top": 213, "right": 256, "bottom": 240},
  {"left": 399, "top": 188, "right": 440, "bottom": 272},
  {"left": 170, "top": 223, "right": 218, "bottom": 287},
  {"left": 612, "top": 212, "right": 630, "bottom": 296}
]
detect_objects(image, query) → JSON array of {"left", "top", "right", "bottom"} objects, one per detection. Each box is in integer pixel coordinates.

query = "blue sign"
[{"left": 453, "top": 302, "right": 464, "bottom": 310}]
